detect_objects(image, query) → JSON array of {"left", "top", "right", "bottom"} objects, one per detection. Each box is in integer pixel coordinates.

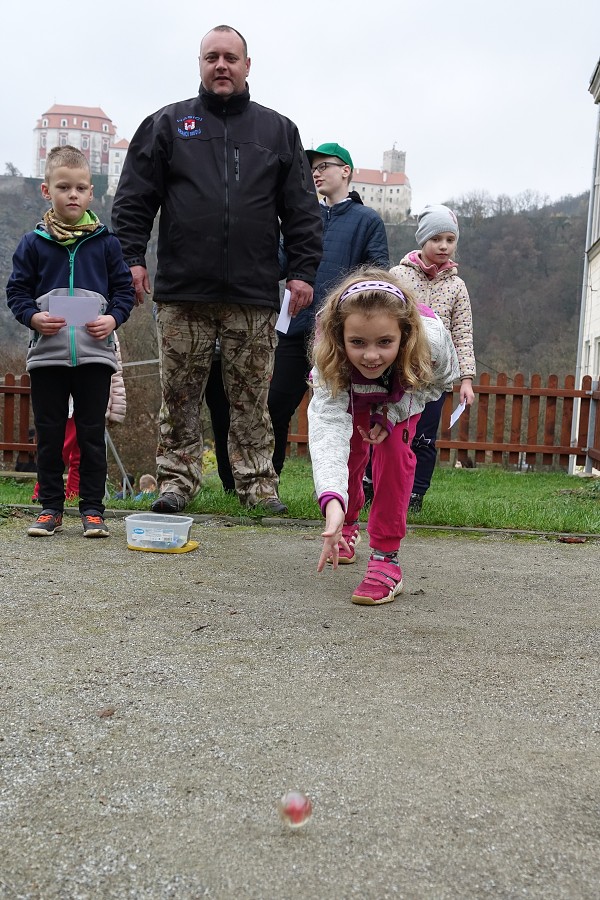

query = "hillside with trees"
[{"left": 0, "top": 177, "right": 588, "bottom": 474}]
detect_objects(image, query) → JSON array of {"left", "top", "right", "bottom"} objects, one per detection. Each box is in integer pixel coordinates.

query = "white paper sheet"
[
  {"left": 450, "top": 400, "right": 466, "bottom": 428},
  {"left": 275, "top": 289, "right": 292, "bottom": 334},
  {"left": 48, "top": 295, "right": 99, "bottom": 326}
]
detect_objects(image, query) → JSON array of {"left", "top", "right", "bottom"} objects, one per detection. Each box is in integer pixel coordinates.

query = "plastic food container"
[{"left": 125, "top": 513, "right": 193, "bottom": 550}]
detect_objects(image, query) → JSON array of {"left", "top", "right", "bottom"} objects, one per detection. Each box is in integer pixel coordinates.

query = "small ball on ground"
[{"left": 277, "top": 790, "right": 313, "bottom": 828}]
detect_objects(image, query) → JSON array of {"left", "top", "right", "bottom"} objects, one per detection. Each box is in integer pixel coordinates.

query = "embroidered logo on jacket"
[{"left": 177, "top": 116, "right": 203, "bottom": 137}]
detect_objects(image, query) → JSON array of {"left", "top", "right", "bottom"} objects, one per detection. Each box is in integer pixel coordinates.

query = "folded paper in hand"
[
  {"left": 450, "top": 400, "right": 466, "bottom": 428},
  {"left": 276, "top": 289, "right": 292, "bottom": 334},
  {"left": 48, "top": 295, "right": 99, "bottom": 326}
]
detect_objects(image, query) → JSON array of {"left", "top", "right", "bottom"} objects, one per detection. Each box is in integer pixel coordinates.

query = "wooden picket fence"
[
  {"left": 1, "top": 373, "right": 34, "bottom": 470},
  {"left": 437, "top": 373, "right": 598, "bottom": 469},
  {"left": 286, "top": 372, "right": 600, "bottom": 471},
  {"left": 2, "top": 371, "right": 599, "bottom": 473}
]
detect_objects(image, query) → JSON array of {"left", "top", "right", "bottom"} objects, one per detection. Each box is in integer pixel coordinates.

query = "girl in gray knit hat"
[
  {"left": 415, "top": 204, "right": 460, "bottom": 247},
  {"left": 387, "top": 204, "right": 475, "bottom": 512}
]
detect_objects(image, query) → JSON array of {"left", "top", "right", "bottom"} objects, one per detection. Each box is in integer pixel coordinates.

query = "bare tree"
[
  {"left": 491, "top": 194, "right": 514, "bottom": 216},
  {"left": 513, "top": 190, "right": 550, "bottom": 213},
  {"left": 446, "top": 191, "right": 494, "bottom": 221}
]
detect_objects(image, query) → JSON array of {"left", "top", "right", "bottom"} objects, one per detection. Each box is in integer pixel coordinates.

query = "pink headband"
[{"left": 338, "top": 280, "right": 407, "bottom": 305}]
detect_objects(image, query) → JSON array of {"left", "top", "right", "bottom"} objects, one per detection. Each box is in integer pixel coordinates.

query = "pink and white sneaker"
[
  {"left": 351, "top": 554, "right": 403, "bottom": 605},
  {"left": 328, "top": 522, "right": 361, "bottom": 565}
]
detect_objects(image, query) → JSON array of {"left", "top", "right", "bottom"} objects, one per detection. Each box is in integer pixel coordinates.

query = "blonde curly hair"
[{"left": 311, "top": 267, "right": 434, "bottom": 397}]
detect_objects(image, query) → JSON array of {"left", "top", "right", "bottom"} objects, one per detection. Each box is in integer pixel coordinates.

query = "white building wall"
[
  {"left": 571, "top": 61, "right": 600, "bottom": 472},
  {"left": 350, "top": 179, "right": 411, "bottom": 221},
  {"left": 587, "top": 244, "right": 600, "bottom": 377},
  {"left": 107, "top": 147, "right": 126, "bottom": 196},
  {"left": 580, "top": 65, "right": 600, "bottom": 380}
]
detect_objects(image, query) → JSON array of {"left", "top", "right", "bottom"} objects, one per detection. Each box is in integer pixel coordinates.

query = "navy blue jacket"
[
  {"left": 6, "top": 224, "right": 135, "bottom": 370},
  {"left": 287, "top": 194, "right": 389, "bottom": 337}
]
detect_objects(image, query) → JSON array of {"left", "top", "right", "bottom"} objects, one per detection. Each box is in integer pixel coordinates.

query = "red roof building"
[{"left": 33, "top": 105, "right": 129, "bottom": 195}]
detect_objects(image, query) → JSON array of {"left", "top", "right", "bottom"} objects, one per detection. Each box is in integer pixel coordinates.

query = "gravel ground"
[{"left": 0, "top": 509, "right": 599, "bottom": 900}]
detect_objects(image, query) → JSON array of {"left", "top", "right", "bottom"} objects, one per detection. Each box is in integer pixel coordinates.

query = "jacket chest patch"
[{"left": 177, "top": 116, "right": 203, "bottom": 137}]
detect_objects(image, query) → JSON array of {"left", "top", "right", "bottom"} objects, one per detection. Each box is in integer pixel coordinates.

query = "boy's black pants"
[
  {"left": 204, "top": 358, "right": 235, "bottom": 492},
  {"left": 29, "top": 364, "right": 112, "bottom": 515},
  {"left": 268, "top": 331, "right": 311, "bottom": 476}
]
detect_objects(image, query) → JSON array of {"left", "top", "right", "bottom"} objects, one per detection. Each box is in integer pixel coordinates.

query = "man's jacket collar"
[{"left": 199, "top": 83, "right": 250, "bottom": 115}]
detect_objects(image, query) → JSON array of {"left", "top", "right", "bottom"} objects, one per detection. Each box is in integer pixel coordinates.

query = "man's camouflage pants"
[{"left": 155, "top": 302, "right": 280, "bottom": 507}]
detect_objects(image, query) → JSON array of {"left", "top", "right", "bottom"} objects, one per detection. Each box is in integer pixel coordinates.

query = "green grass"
[{"left": 1, "top": 459, "right": 599, "bottom": 534}]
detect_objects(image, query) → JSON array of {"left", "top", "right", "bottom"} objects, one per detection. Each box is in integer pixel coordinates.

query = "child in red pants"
[
  {"left": 308, "top": 268, "right": 459, "bottom": 605},
  {"left": 32, "top": 414, "right": 79, "bottom": 501}
]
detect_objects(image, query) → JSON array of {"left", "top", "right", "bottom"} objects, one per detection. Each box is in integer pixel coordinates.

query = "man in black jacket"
[{"left": 112, "top": 24, "right": 322, "bottom": 514}]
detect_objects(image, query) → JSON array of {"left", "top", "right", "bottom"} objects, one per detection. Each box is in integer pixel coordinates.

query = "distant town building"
[
  {"left": 350, "top": 146, "right": 411, "bottom": 222},
  {"left": 33, "top": 105, "right": 129, "bottom": 195},
  {"left": 108, "top": 138, "right": 130, "bottom": 196}
]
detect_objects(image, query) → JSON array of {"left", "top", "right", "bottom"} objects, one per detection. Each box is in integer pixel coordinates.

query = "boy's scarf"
[{"left": 43, "top": 208, "right": 100, "bottom": 243}]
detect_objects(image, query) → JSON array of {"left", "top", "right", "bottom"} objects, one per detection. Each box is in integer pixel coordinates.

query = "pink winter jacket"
[{"left": 390, "top": 252, "right": 476, "bottom": 380}]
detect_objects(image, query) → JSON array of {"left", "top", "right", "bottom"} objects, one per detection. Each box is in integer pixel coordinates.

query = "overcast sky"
[{"left": 1, "top": 0, "right": 599, "bottom": 213}]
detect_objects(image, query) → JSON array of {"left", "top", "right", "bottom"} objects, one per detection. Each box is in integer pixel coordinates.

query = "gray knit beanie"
[{"left": 415, "top": 204, "right": 459, "bottom": 247}]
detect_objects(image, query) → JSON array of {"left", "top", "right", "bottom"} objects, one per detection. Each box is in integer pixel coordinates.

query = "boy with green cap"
[{"left": 268, "top": 142, "right": 389, "bottom": 476}]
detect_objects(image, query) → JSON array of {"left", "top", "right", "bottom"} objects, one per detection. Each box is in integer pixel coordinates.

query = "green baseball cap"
[{"left": 306, "top": 142, "right": 354, "bottom": 170}]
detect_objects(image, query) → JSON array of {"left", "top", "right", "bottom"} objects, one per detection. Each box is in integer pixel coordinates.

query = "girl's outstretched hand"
[
  {"left": 317, "top": 498, "right": 349, "bottom": 572},
  {"left": 357, "top": 422, "right": 388, "bottom": 445}
]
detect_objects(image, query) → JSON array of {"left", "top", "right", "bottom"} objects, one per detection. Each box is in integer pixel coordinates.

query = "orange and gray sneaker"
[
  {"left": 81, "top": 511, "right": 109, "bottom": 538},
  {"left": 351, "top": 552, "right": 403, "bottom": 605},
  {"left": 27, "top": 509, "right": 63, "bottom": 537},
  {"left": 328, "top": 521, "right": 361, "bottom": 565}
]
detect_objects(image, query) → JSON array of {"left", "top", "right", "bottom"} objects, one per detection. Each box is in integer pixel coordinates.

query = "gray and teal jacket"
[{"left": 6, "top": 222, "right": 135, "bottom": 372}]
